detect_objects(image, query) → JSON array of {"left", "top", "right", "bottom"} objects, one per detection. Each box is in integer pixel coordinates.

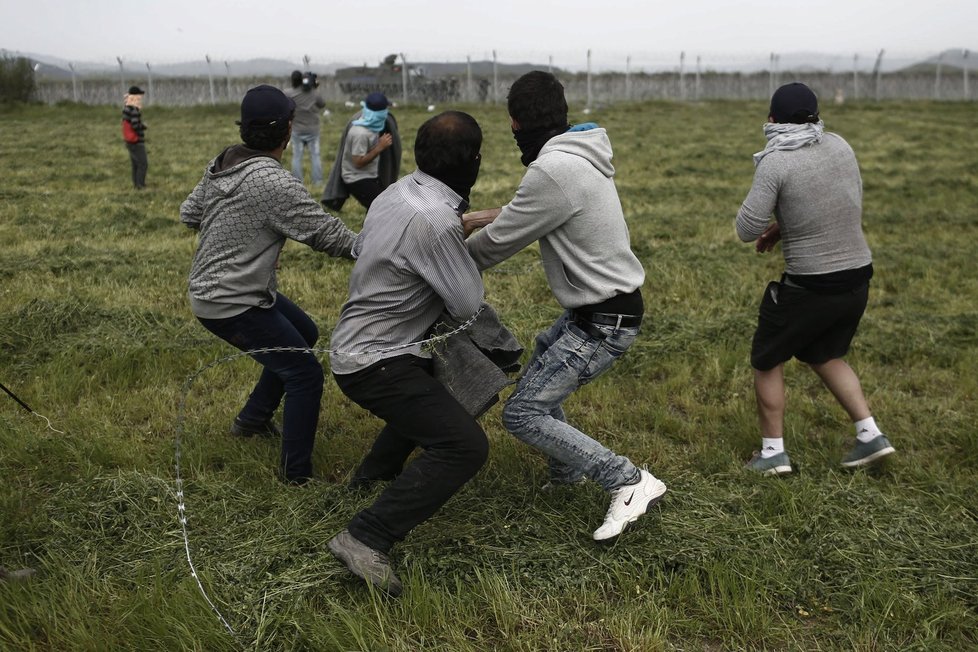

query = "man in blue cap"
[
  {"left": 180, "top": 84, "right": 356, "bottom": 485},
  {"left": 322, "top": 91, "right": 400, "bottom": 210}
]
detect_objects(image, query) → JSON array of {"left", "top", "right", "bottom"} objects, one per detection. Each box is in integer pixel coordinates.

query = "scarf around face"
[
  {"left": 753, "top": 120, "right": 825, "bottom": 166},
  {"left": 513, "top": 123, "right": 571, "bottom": 166},
  {"left": 352, "top": 104, "right": 389, "bottom": 132}
]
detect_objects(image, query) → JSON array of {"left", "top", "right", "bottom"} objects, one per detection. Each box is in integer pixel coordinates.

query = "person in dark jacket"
[{"left": 121, "top": 85, "right": 147, "bottom": 189}]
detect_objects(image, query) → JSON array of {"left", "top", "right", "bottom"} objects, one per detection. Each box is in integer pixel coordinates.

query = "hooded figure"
[{"left": 322, "top": 91, "right": 402, "bottom": 211}]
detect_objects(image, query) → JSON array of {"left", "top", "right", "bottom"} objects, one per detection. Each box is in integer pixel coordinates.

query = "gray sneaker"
[
  {"left": 0, "top": 566, "right": 36, "bottom": 582},
  {"left": 327, "top": 530, "right": 403, "bottom": 597},
  {"left": 745, "top": 451, "right": 793, "bottom": 476},
  {"left": 841, "top": 434, "right": 895, "bottom": 468}
]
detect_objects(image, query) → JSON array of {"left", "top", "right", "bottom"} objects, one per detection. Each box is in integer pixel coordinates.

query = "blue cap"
[
  {"left": 238, "top": 84, "right": 296, "bottom": 127},
  {"left": 365, "top": 91, "right": 389, "bottom": 110}
]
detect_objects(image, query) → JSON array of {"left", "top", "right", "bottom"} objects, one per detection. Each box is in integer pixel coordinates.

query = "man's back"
[{"left": 287, "top": 88, "right": 326, "bottom": 134}]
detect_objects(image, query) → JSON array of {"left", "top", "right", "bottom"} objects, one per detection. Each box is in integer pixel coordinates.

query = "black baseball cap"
[
  {"left": 238, "top": 84, "right": 296, "bottom": 127},
  {"left": 769, "top": 82, "right": 819, "bottom": 124},
  {"left": 128, "top": 85, "right": 145, "bottom": 95}
]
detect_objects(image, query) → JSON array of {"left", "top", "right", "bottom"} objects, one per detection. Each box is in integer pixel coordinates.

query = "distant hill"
[{"left": 899, "top": 48, "right": 976, "bottom": 72}]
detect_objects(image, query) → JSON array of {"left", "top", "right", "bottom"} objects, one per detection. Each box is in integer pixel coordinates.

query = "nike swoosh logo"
[
  {"left": 859, "top": 428, "right": 869, "bottom": 433},
  {"left": 623, "top": 491, "right": 635, "bottom": 506}
]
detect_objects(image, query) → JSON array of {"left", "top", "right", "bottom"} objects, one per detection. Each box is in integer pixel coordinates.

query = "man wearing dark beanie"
[
  {"left": 737, "top": 81, "right": 895, "bottom": 475},
  {"left": 180, "top": 84, "right": 356, "bottom": 485}
]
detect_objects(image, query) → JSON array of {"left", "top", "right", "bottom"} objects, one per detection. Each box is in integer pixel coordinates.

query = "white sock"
[
  {"left": 855, "top": 417, "right": 882, "bottom": 443},
  {"left": 760, "top": 437, "right": 785, "bottom": 458}
]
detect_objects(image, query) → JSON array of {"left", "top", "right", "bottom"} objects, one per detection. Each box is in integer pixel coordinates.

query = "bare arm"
[
  {"left": 462, "top": 207, "right": 501, "bottom": 237},
  {"left": 352, "top": 133, "right": 393, "bottom": 168}
]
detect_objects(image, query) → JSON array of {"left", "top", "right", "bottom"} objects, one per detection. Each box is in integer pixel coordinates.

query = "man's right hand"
[
  {"left": 462, "top": 208, "right": 502, "bottom": 237},
  {"left": 377, "top": 133, "right": 394, "bottom": 150}
]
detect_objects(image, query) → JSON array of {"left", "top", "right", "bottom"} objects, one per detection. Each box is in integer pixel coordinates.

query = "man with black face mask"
[
  {"left": 326, "top": 111, "right": 487, "bottom": 597},
  {"left": 465, "top": 71, "right": 667, "bottom": 543}
]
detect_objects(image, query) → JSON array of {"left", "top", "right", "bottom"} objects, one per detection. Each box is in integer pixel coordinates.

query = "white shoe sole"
[
  {"left": 841, "top": 446, "right": 896, "bottom": 468},
  {"left": 593, "top": 481, "right": 667, "bottom": 541},
  {"left": 762, "top": 465, "right": 793, "bottom": 476}
]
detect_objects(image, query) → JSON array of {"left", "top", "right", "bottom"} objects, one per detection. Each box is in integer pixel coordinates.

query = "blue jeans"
[
  {"left": 197, "top": 293, "right": 324, "bottom": 483},
  {"left": 502, "top": 311, "right": 640, "bottom": 491},
  {"left": 291, "top": 132, "right": 323, "bottom": 186}
]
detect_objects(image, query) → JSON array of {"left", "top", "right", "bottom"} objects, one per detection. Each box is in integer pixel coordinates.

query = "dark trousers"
[
  {"left": 126, "top": 142, "right": 148, "bottom": 188},
  {"left": 333, "top": 355, "right": 488, "bottom": 553},
  {"left": 198, "top": 293, "right": 324, "bottom": 483},
  {"left": 345, "top": 178, "right": 383, "bottom": 209}
]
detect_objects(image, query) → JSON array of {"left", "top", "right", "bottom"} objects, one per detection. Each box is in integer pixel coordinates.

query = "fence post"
[
  {"left": 853, "top": 53, "right": 859, "bottom": 100},
  {"left": 225, "top": 61, "right": 232, "bottom": 100},
  {"left": 303, "top": 54, "right": 310, "bottom": 70},
  {"left": 117, "top": 57, "right": 125, "bottom": 97},
  {"left": 625, "top": 55, "right": 631, "bottom": 102},
  {"left": 586, "top": 49, "right": 593, "bottom": 111},
  {"left": 400, "top": 53, "right": 409, "bottom": 105},
  {"left": 492, "top": 50, "right": 498, "bottom": 105},
  {"left": 964, "top": 49, "right": 970, "bottom": 100},
  {"left": 69, "top": 63, "right": 78, "bottom": 102},
  {"left": 146, "top": 62, "right": 152, "bottom": 105},
  {"left": 695, "top": 55, "right": 701, "bottom": 101},
  {"left": 873, "top": 49, "right": 885, "bottom": 101},
  {"left": 206, "top": 55, "right": 215, "bottom": 105},
  {"left": 466, "top": 56, "right": 472, "bottom": 102},
  {"left": 679, "top": 51, "right": 686, "bottom": 100},
  {"left": 769, "top": 53, "right": 775, "bottom": 96},
  {"left": 935, "top": 52, "right": 943, "bottom": 100},
  {"left": 548, "top": 55, "right": 553, "bottom": 74}
]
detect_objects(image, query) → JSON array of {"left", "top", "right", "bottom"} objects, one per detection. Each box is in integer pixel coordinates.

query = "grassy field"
[{"left": 1, "top": 97, "right": 976, "bottom": 651}]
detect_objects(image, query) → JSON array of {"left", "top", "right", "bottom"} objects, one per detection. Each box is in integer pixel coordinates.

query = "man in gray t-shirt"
[
  {"left": 737, "top": 82, "right": 894, "bottom": 476},
  {"left": 339, "top": 91, "right": 394, "bottom": 209}
]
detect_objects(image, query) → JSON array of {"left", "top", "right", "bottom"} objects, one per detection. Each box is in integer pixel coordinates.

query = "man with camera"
[{"left": 287, "top": 70, "right": 327, "bottom": 187}]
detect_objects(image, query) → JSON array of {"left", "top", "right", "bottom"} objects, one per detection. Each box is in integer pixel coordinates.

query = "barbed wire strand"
[
  {"left": 0, "top": 381, "right": 65, "bottom": 434},
  {"left": 173, "top": 308, "right": 483, "bottom": 641}
]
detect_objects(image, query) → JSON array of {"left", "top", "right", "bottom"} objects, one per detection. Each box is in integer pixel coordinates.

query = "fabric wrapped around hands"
[{"left": 427, "top": 303, "right": 524, "bottom": 417}]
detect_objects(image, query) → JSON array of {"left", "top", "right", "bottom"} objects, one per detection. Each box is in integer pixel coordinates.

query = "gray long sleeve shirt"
[
  {"left": 181, "top": 145, "right": 356, "bottom": 319},
  {"left": 329, "top": 171, "right": 485, "bottom": 375},
  {"left": 736, "top": 132, "right": 872, "bottom": 276}
]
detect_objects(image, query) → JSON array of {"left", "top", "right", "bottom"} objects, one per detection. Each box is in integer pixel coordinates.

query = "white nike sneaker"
[{"left": 593, "top": 469, "right": 667, "bottom": 541}]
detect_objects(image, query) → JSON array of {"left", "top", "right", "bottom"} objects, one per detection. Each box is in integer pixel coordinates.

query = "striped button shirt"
[{"left": 329, "top": 170, "right": 484, "bottom": 375}]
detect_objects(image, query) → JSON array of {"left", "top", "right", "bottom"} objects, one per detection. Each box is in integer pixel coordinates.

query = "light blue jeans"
[
  {"left": 502, "top": 311, "right": 641, "bottom": 491},
  {"left": 291, "top": 132, "right": 323, "bottom": 185}
]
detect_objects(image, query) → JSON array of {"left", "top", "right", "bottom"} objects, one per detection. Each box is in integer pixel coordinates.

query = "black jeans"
[
  {"left": 345, "top": 178, "right": 383, "bottom": 209},
  {"left": 197, "top": 293, "right": 324, "bottom": 483},
  {"left": 126, "top": 142, "right": 148, "bottom": 188},
  {"left": 333, "top": 355, "right": 488, "bottom": 553}
]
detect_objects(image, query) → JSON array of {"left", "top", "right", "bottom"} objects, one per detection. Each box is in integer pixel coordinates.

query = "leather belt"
[{"left": 572, "top": 311, "right": 643, "bottom": 328}]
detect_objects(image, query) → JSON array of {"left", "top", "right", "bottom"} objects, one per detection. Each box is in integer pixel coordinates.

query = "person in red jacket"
[{"left": 121, "top": 85, "right": 148, "bottom": 189}]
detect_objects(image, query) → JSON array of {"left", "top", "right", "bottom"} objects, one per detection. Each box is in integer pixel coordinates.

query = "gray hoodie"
[
  {"left": 467, "top": 127, "right": 645, "bottom": 309},
  {"left": 181, "top": 145, "right": 356, "bottom": 319}
]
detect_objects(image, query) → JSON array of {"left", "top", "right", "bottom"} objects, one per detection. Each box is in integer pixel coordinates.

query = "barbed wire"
[{"left": 172, "top": 307, "right": 484, "bottom": 640}]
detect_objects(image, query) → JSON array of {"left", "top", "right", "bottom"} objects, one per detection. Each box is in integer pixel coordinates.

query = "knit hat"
[
  {"left": 238, "top": 84, "right": 295, "bottom": 127},
  {"left": 769, "top": 82, "right": 819, "bottom": 124},
  {"left": 128, "top": 86, "right": 145, "bottom": 95},
  {"left": 364, "top": 91, "right": 389, "bottom": 110}
]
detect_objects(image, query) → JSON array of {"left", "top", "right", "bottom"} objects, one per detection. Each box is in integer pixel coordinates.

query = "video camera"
[{"left": 302, "top": 71, "right": 318, "bottom": 90}]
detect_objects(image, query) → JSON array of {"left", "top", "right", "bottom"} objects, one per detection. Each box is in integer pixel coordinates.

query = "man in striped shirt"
[{"left": 327, "top": 111, "right": 486, "bottom": 597}]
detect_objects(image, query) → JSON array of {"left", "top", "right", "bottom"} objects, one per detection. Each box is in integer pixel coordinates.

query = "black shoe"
[
  {"left": 328, "top": 530, "right": 402, "bottom": 597},
  {"left": 230, "top": 417, "right": 282, "bottom": 438}
]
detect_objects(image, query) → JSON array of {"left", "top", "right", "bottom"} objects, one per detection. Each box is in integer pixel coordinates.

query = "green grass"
[{"left": 1, "top": 98, "right": 977, "bottom": 651}]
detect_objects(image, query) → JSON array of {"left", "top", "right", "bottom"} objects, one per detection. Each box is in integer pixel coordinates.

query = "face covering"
[
  {"left": 352, "top": 104, "right": 389, "bottom": 132},
  {"left": 513, "top": 123, "right": 570, "bottom": 166},
  {"left": 435, "top": 153, "right": 481, "bottom": 205}
]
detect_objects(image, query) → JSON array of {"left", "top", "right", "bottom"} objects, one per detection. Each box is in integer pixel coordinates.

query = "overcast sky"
[{"left": 1, "top": 0, "right": 974, "bottom": 69}]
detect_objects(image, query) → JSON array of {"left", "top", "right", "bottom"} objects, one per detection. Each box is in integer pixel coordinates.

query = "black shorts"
[{"left": 750, "top": 280, "right": 869, "bottom": 371}]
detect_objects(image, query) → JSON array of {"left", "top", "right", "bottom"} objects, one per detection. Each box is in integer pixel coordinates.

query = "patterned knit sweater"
[{"left": 181, "top": 145, "right": 356, "bottom": 319}]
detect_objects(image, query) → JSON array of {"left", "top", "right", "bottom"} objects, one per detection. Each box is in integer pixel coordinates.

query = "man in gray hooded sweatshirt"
[
  {"left": 465, "top": 71, "right": 667, "bottom": 542},
  {"left": 181, "top": 85, "right": 356, "bottom": 485}
]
